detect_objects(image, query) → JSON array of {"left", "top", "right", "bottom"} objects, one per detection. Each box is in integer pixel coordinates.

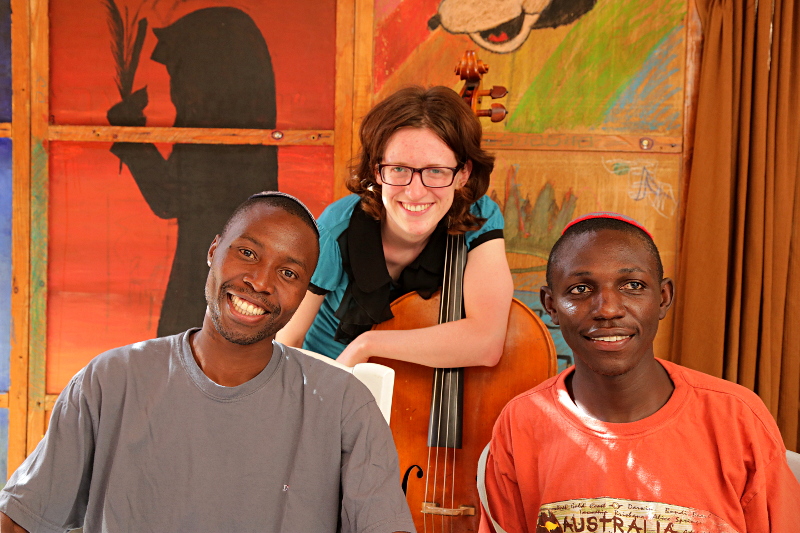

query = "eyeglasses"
[{"left": 378, "top": 164, "right": 462, "bottom": 188}]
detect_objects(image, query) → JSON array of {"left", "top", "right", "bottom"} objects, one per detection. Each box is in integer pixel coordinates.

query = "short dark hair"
[
  {"left": 221, "top": 193, "right": 319, "bottom": 243},
  {"left": 346, "top": 86, "right": 495, "bottom": 234},
  {"left": 546, "top": 217, "right": 663, "bottom": 286}
]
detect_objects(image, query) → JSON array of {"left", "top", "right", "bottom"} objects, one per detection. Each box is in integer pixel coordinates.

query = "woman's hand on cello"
[{"left": 335, "top": 334, "right": 372, "bottom": 367}]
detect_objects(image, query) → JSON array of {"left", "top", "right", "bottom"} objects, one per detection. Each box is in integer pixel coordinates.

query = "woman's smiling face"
[{"left": 378, "top": 127, "right": 470, "bottom": 244}]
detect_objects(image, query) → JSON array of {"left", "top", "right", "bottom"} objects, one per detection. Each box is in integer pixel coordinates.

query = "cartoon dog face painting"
[{"left": 428, "top": 0, "right": 597, "bottom": 53}]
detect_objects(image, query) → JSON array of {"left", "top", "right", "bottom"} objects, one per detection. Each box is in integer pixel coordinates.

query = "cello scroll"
[{"left": 455, "top": 50, "right": 508, "bottom": 122}]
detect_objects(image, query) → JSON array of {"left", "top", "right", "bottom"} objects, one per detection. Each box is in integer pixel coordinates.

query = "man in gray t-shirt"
[{"left": 0, "top": 192, "right": 415, "bottom": 533}]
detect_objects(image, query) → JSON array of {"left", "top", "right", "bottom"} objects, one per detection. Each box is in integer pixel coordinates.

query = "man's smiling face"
[
  {"left": 541, "top": 228, "right": 673, "bottom": 378},
  {"left": 204, "top": 203, "right": 319, "bottom": 346}
]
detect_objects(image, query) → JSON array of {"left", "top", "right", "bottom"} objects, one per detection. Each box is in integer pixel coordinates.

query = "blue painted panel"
[
  {"left": 0, "top": 0, "right": 9, "bottom": 122},
  {"left": 0, "top": 138, "right": 10, "bottom": 392}
]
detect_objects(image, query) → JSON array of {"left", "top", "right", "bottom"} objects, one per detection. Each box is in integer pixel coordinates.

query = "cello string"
[
  {"left": 442, "top": 234, "right": 461, "bottom": 530},
  {"left": 444, "top": 245, "right": 458, "bottom": 527},
  {"left": 422, "top": 233, "right": 450, "bottom": 531},
  {"left": 448, "top": 235, "right": 466, "bottom": 528},
  {"left": 431, "top": 239, "right": 451, "bottom": 531},
  {"left": 440, "top": 236, "right": 450, "bottom": 527},
  {"left": 441, "top": 241, "right": 453, "bottom": 529},
  {"left": 422, "top": 368, "right": 442, "bottom": 531},
  {"left": 432, "top": 368, "right": 444, "bottom": 525}
]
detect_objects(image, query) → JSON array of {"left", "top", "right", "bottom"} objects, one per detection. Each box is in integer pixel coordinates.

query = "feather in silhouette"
[
  {"left": 103, "top": 0, "right": 148, "bottom": 98},
  {"left": 103, "top": 0, "right": 126, "bottom": 96}
]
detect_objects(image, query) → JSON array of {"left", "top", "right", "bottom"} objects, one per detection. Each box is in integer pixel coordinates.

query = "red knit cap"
[{"left": 562, "top": 212, "right": 653, "bottom": 239}]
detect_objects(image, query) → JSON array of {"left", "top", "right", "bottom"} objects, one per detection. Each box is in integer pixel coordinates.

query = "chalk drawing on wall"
[
  {"left": 603, "top": 158, "right": 678, "bottom": 218},
  {"left": 374, "top": 0, "right": 686, "bottom": 141},
  {"left": 489, "top": 163, "right": 578, "bottom": 371},
  {"left": 428, "top": 0, "right": 596, "bottom": 54},
  {"left": 492, "top": 165, "right": 578, "bottom": 261},
  {"left": 506, "top": 0, "right": 685, "bottom": 134}
]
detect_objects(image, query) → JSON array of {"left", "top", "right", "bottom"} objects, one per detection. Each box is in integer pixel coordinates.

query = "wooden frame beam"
[
  {"left": 8, "top": 0, "right": 31, "bottom": 472},
  {"left": 47, "top": 125, "right": 333, "bottom": 145},
  {"left": 27, "top": 0, "right": 48, "bottom": 453}
]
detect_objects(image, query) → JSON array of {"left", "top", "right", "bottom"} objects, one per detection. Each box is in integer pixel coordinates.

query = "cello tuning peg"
[
  {"left": 476, "top": 104, "right": 508, "bottom": 122},
  {"left": 489, "top": 103, "right": 507, "bottom": 122},
  {"left": 489, "top": 86, "right": 508, "bottom": 99}
]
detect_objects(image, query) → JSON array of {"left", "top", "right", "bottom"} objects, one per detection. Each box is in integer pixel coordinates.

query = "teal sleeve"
[
  {"left": 309, "top": 195, "right": 361, "bottom": 293},
  {"left": 466, "top": 196, "right": 505, "bottom": 250},
  {"left": 310, "top": 223, "right": 345, "bottom": 293}
]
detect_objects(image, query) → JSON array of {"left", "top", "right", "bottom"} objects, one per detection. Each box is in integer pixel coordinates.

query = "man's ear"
[
  {"left": 540, "top": 286, "right": 559, "bottom": 326},
  {"left": 207, "top": 235, "right": 220, "bottom": 267},
  {"left": 658, "top": 277, "right": 675, "bottom": 320}
]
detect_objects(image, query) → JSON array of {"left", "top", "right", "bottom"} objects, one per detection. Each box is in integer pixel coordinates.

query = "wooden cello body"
[{"left": 372, "top": 291, "right": 557, "bottom": 532}]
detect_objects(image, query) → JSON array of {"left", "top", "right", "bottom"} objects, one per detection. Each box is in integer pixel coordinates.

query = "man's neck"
[
  {"left": 189, "top": 319, "right": 275, "bottom": 387},
  {"left": 567, "top": 357, "right": 674, "bottom": 423}
]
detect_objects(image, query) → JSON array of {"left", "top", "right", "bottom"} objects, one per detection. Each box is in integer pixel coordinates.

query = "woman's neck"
[{"left": 381, "top": 220, "right": 433, "bottom": 281}]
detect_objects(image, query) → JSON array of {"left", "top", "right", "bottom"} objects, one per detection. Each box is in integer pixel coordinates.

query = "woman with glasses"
[{"left": 277, "top": 86, "right": 513, "bottom": 368}]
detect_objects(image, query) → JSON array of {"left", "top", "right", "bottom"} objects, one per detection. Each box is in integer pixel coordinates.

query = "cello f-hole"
[{"left": 401, "top": 464, "right": 424, "bottom": 495}]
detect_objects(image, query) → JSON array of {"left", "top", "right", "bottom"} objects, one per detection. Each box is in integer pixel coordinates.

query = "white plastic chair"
[
  {"left": 787, "top": 450, "right": 800, "bottom": 483},
  {"left": 295, "top": 348, "right": 395, "bottom": 424}
]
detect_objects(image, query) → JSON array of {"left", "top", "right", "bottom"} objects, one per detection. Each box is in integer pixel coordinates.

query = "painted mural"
[
  {"left": 429, "top": 0, "right": 597, "bottom": 54},
  {"left": 46, "top": 0, "right": 335, "bottom": 391},
  {"left": 105, "top": 6, "right": 280, "bottom": 336},
  {"left": 374, "top": 0, "right": 686, "bottom": 367}
]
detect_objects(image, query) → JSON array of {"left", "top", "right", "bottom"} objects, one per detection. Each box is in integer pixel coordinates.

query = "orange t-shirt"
[{"left": 481, "top": 359, "right": 800, "bottom": 533}]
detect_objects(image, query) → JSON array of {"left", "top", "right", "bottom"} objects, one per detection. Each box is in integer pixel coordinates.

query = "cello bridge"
[{"left": 421, "top": 502, "right": 476, "bottom": 516}]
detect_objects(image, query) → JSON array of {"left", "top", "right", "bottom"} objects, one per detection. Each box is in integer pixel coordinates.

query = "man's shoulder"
[
  {"left": 498, "top": 372, "right": 562, "bottom": 418},
  {"left": 89, "top": 332, "right": 182, "bottom": 370},
  {"left": 73, "top": 332, "right": 185, "bottom": 394},
  {"left": 663, "top": 358, "right": 764, "bottom": 406},
  {"left": 662, "top": 359, "right": 783, "bottom": 439}
]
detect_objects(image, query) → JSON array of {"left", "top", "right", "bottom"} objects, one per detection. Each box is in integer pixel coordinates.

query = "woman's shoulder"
[
  {"left": 469, "top": 195, "right": 501, "bottom": 217},
  {"left": 317, "top": 194, "right": 362, "bottom": 238},
  {"left": 465, "top": 196, "right": 504, "bottom": 247}
]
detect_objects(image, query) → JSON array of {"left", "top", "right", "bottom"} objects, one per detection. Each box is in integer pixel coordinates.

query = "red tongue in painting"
[{"left": 488, "top": 31, "right": 510, "bottom": 43}]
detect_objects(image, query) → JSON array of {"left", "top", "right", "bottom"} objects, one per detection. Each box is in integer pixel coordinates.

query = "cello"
[{"left": 370, "top": 51, "right": 557, "bottom": 532}]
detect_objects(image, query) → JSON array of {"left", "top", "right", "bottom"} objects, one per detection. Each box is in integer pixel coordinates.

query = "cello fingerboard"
[{"left": 427, "top": 233, "right": 467, "bottom": 449}]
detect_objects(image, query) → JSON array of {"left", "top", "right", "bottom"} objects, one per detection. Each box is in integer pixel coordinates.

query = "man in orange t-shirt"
[{"left": 480, "top": 213, "right": 800, "bottom": 533}]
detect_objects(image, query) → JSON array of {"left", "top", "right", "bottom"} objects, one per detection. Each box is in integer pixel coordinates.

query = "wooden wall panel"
[{"left": 8, "top": 0, "right": 699, "bottom": 461}]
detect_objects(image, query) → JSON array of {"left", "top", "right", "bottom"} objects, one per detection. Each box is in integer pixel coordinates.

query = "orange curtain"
[{"left": 671, "top": 0, "right": 800, "bottom": 450}]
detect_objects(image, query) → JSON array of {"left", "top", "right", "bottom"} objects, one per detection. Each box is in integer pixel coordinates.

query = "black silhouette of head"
[{"left": 151, "top": 7, "right": 276, "bottom": 129}]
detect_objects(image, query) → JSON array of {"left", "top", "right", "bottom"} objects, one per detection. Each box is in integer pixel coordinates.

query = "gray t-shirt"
[{"left": 0, "top": 330, "right": 414, "bottom": 533}]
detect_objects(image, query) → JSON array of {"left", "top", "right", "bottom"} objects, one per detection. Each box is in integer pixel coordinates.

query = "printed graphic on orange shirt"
[{"left": 538, "top": 498, "right": 739, "bottom": 533}]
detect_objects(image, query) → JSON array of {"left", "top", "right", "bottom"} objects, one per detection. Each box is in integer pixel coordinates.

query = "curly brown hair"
[{"left": 346, "top": 86, "right": 495, "bottom": 234}]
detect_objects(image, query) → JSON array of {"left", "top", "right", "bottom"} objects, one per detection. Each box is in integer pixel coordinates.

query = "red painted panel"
[
  {"left": 46, "top": 142, "right": 333, "bottom": 393},
  {"left": 50, "top": 0, "right": 336, "bottom": 129},
  {"left": 374, "top": 0, "right": 441, "bottom": 93}
]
